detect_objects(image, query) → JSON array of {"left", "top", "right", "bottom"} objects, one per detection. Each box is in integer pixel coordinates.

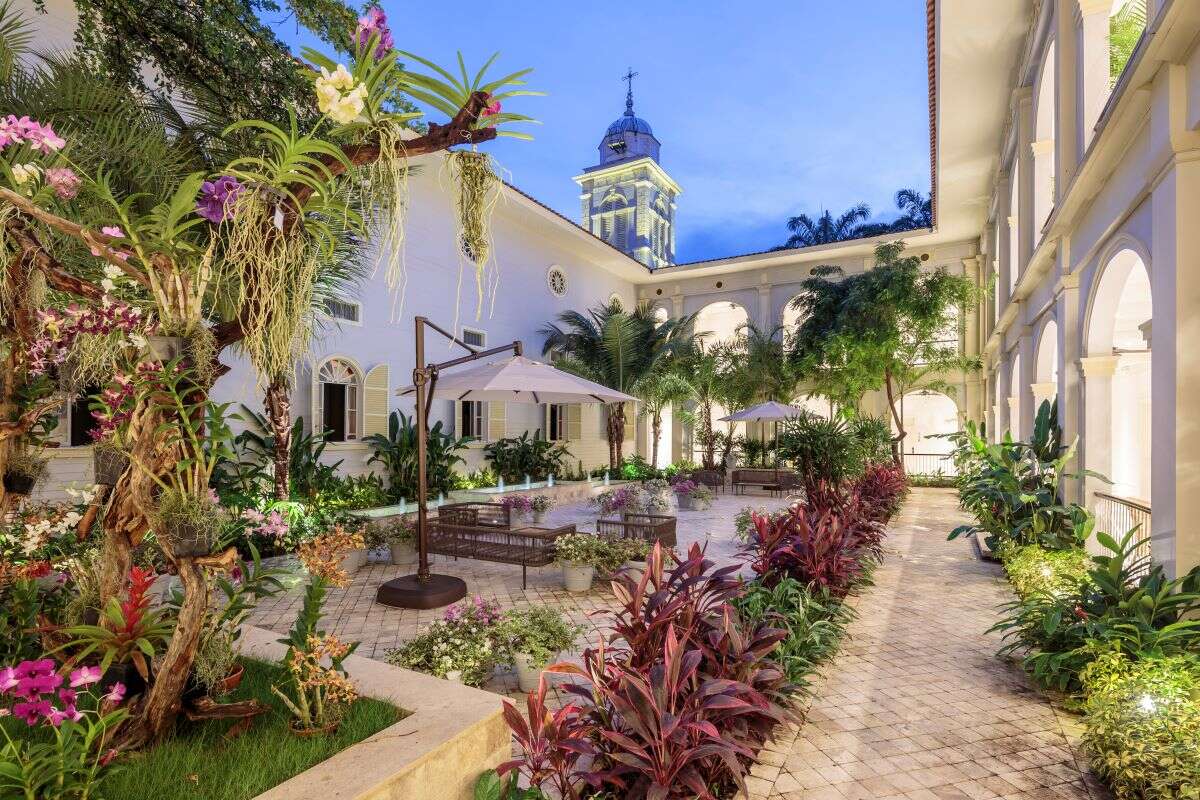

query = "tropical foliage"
[
  {"left": 364, "top": 410, "right": 469, "bottom": 500},
  {"left": 774, "top": 189, "right": 933, "bottom": 249},
  {"left": 483, "top": 431, "right": 569, "bottom": 483}
]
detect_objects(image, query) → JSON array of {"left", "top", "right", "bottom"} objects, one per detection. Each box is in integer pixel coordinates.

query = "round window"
[{"left": 547, "top": 265, "right": 567, "bottom": 298}]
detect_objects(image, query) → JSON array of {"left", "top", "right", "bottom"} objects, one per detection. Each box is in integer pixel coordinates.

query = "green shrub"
[
  {"left": 1080, "top": 648, "right": 1200, "bottom": 800},
  {"left": 1003, "top": 544, "right": 1092, "bottom": 601},
  {"left": 483, "top": 432, "right": 569, "bottom": 483},
  {"left": 732, "top": 577, "right": 854, "bottom": 692},
  {"left": 776, "top": 413, "right": 865, "bottom": 491},
  {"left": 364, "top": 410, "right": 470, "bottom": 499}
]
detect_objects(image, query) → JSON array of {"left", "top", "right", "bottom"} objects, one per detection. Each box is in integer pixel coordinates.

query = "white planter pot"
[
  {"left": 531, "top": 510, "right": 547, "bottom": 525},
  {"left": 389, "top": 541, "right": 417, "bottom": 565},
  {"left": 676, "top": 495, "right": 696, "bottom": 511},
  {"left": 511, "top": 510, "right": 532, "bottom": 526},
  {"left": 512, "top": 652, "right": 546, "bottom": 693},
  {"left": 338, "top": 549, "right": 366, "bottom": 576},
  {"left": 562, "top": 563, "right": 595, "bottom": 593},
  {"left": 623, "top": 559, "right": 648, "bottom": 585},
  {"left": 444, "top": 670, "right": 463, "bottom": 684}
]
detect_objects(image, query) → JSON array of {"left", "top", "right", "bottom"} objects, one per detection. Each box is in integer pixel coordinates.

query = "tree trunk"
[
  {"left": 700, "top": 401, "right": 715, "bottom": 470},
  {"left": 650, "top": 412, "right": 661, "bottom": 470},
  {"left": 264, "top": 376, "right": 291, "bottom": 501},
  {"left": 883, "top": 368, "right": 905, "bottom": 465},
  {"left": 114, "top": 557, "right": 208, "bottom": 751},
  {"left": 605, "top": 403, "right": 626, "bottom": 469}
]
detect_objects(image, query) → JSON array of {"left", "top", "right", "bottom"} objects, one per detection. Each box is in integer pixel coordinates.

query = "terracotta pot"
[
  {"left": 289, "top": 719, "right": 340, "bottom": 738},
  {"left": 2, "top": 473, "right": 37, "bottom": 496},
  {"left": 216, "top": 662, "right": 245, "bottom": 695},
  {"left": 92, "top": 448, "right": 129, "bottom": 486},
  {"left": 562, "top": 563, "right": 594, "bottom": 593}
]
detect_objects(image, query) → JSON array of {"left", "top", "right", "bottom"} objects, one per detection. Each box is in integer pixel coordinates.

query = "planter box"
[{"left": 241, "top": 626, "right": 507, "bottom": 800}]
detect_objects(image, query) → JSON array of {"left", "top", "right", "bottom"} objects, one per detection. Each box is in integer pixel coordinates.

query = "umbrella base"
[{"left": 376, "top": 573, "right": 467, "bottom": 609}]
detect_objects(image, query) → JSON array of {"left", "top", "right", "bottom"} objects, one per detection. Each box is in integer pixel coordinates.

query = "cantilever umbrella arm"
[{"left": 379, "top": 316, "right": 523, "bottom": 610}]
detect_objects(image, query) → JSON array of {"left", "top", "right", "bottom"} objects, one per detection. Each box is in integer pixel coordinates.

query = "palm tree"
[
  {"left": 631, "top": 369, "right": 691, "bottom": 469},
  {"left": 540, "top": 301, "right": 695, "bottom": 468},
  {"left": 779, "top": 203, "right": 871, "bottom": 248},
  {"left": 891, "top": 188, "right": 933, "bottom": 231},
  {"left": 727, "top": 322, "right": 796, "bottom": 403}
]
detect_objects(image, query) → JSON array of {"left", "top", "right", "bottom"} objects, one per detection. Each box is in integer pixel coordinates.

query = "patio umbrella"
[
  {"left": 719, "top": 400, "right": 804, "bottom": 466},
  {"left": 379, "top": 317, "right": 637, "bottom": 611},
  {"left": 397, "top": 355, "right": 636, "bottom": 404}
]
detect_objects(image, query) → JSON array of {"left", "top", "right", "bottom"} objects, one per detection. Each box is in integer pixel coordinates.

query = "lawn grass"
[{"left": 99, "top": 658, "right": 405, "bottom": 800}]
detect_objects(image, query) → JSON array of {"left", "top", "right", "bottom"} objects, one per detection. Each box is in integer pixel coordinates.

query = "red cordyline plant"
[
  {"left": 853, "top": 462, "right": 909, "bottom": 523},
  {"left": 742, "top": 503, "right": 869, "bottom": 598},
  {"left": 500, "top": 543, "right": 793, "bottom": 800}
]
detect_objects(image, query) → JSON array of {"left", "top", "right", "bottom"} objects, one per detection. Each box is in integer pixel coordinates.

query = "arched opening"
[
  {"left": 896, "top": 390, "right": 959, "bottom": 476},
  {"left": 1033, "top": 42, "right": 1057, "bottom": 233},
  {"left": 1033, "top": 318, "right": 1059, "bottom": 413},
  {"left": 1084, "top": 246, "right": 1152, "bottom": 504},
  {"left": 692, "top": 301, "right": 750, "bottom": 464},
  {"left": 652, "top": 304, "right": 669, "bottom": 326},
  {"left": 315, "top": 356, "right": 363, "bottom": 442}
]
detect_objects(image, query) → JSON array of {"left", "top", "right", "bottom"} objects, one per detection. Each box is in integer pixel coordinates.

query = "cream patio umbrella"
[
  {"left": 719, "top": 400, "right": 804, "bottom": 466},
  {"left": 377, "top": 317, "right": 635, "bottom": 610}
]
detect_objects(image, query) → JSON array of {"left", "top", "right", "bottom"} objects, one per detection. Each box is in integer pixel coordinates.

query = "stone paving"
[
  {"left": 747, "top": 488, "right": 1108, "bottom": 800},
  {"left": 246, "top": 486, "right": 1110, "bottom": 798}
]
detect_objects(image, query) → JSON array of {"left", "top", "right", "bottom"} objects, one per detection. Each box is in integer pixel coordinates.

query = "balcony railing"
[
  {"left": 1092, "top": 492, "right": 1152, "bottom": 568},
  {"left": 902, "top": 452, "right": 958, "bottom": 477}
]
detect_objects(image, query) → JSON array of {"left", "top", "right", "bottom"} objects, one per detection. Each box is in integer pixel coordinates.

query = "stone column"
[
  {"left": 1016, "top": 89, "right": 1036, "bottom": 276},
  {"left": 1076, "top": 0, "right": 1112, "bottom": 156},
  {"left": 757, "top": 281, "right": 772, "bottom": 332},
  {"left": 1018, "top": 323, "right": 1037, "bottom": 437},
  {"left": 1055, "top": 0, "right": 1080, "bottom": 187},
  {"left": 1080, "top": 354, "right": 1118, "bottom": 517},
  {"left": 1057, "top": 270, "right": 1083, "bottom": 502},
  {"left": 996, "top": 172, "right": 1014, "bottom": 308}
]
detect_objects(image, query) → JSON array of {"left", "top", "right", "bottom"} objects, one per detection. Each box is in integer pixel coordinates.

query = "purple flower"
[
  {"left": 195, "top": 175, "right": 244, "bottom": 224},
  {"left": 44, "top": 167, "right": 80, "bottom": 200},
  {"left": 16, "top": 659, "right": 56, "bottom": 679},
  {"left": 0, "top": 116, "right": 64, "bottom": 153},
  {"left": 356, "top": 6, "right": 394, "bottom": 59}
]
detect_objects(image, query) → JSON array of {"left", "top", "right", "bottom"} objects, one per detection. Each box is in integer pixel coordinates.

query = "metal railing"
[
  {"left": 1092, "top": 492, "right": 1153, "bottom": 566},
  {"left": 902, "top": 452, "right": 958, "bottom": 477}
]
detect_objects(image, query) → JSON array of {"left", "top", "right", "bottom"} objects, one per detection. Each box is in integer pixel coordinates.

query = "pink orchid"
[
  {"left": 44, "top": 167, "right": 81, "bottom": 200},
  {"left": 12, "top": 700, "right": 51, "bottom": 726},
  {"left": 0, "top": 667, "right": 18, "bottom": 693},
  {"left": 102, "top": 682, "right": 126, "bottom": 705},
  {"left": 69, "top": 665, "right": 101, "bottom": 687}
]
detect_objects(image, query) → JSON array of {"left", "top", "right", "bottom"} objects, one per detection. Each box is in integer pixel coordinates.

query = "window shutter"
[
  {"left": 310, "top": 365, "right": 321, "bottom": 437},
  {"left": 363, "top": 364, "right": 389, "bottom": 438},
  {"left": 567, "top": 404, "right": 582, "bottom": 441},
  {"left": 487, "top": 401, "right": 506, "bottom": 441},
  {"left": 454, "top": 401, "right": 462, "bottom": 437}
]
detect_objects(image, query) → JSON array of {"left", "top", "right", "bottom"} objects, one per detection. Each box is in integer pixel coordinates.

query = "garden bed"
[{"left": 101, "top": 658, "right": 404, "bottom": 800}]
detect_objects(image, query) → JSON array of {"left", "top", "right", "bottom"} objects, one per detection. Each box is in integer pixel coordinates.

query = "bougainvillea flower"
[
  {"left": 45, "top": 167, "right": 81, "bottom": 200},
  {"left": 69, "top": 666, "right": 101, "bottom": 687},
  {"left": 356, "top": 6, "right": 394, "bottom": 58},
  {"left": 195, "top": 175, "right": 244, "bottom": 224}
]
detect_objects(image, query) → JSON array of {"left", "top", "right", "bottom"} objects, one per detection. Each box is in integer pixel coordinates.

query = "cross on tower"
[{"left": 622, "top": 68, "right": 638, "bottom": 114}]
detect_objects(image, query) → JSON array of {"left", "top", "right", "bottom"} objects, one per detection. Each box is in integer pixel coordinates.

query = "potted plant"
[
  {"left": 385, "top": 518, "right": 417, "bottom": 565},
  {"left": 672, "top": 480, "right": 714, "bottom": 511},
  {"left": 90, "top": 437, "right": 130, "bottom": 486},
  {"left": 3, "top": 450, "right": 47, "bottom": 496},
  {"left": 640, "top": 479, "right": 673, "bottom": 513},
  {"left": 501, "top": 494, "right": 534, "bottom": 525},
  {"left": 386, "top": 596, "right": 502, "bottom": 686},
  {"left": 554, "top": 532, "right": 610, "bottom": 592},
  {"left": 617, "top": 538, "right": 653, "bottom": 584},
  {"left": 530, "top": 494, "right": 554, "bottom": 524},
  {"left": 495, "top": 606, "right": 581, "bottom": 692},
  {"left": 88, "top": 377, "right": 136, "bottom": 486}
]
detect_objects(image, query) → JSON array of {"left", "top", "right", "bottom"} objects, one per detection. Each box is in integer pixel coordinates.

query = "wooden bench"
[
  {"left": 427, "top": 520, "right": 574, "bottom": 588},
  {"left": 686, "top": 469, "right": 725, "bottom": 494},
  {"left": 595, "top": 513, "right": 677, "bottom": 547},
  {"left": 731, "top": 468, "right": 801, "bottom": 496}
]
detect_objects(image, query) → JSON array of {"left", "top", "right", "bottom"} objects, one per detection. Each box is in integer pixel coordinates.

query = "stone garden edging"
[{"left": 240, "top": 625, "right": 508, "bottom": 800}]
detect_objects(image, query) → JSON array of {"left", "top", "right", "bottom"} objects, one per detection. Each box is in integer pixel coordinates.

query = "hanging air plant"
[
  {"left": 445, "top": 149, "right": 500, "bottom": 318},
  {"left": 353, "top": 121, "right": 410, "bottom": 317},
  {"left": 223, "top": 191, "right": 319, "bottom": 384}
]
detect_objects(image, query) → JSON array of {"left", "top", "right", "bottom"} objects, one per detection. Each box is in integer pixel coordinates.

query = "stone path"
[{"left": 747, "top": 487, "right": 1109, "bottom": 800}]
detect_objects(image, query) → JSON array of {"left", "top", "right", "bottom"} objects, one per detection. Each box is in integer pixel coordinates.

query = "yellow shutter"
[
  {"left": 487, "top": 401, "right": 506, "bottom": 441},
  {"left": 363, "top": 364, "right": 390, "bottom": 438},
  {"left": 566, "top": 404, "right": 582, "bottom": 441}
]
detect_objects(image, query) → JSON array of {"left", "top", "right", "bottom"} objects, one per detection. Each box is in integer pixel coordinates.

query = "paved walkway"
[{"left": 747, "top": 487, "right": 1109, "bottom": 800}]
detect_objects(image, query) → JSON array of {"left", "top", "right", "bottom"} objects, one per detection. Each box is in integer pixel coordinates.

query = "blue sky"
[{"left": 271, "top": 3, "right": 930, "bottom": 262}]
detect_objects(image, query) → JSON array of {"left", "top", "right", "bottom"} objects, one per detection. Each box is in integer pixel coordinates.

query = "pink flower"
[
  {"left": 69, "top": 666, "right": 101, "bottom": 687},
  {"left": 0, "top": 115, "right": 26, "bottom": 148},
  {"left": 103, "top": 682, "right": 126, "bottom": 705},
  {"left": 483, "top": 99, "right": 501, "bottom": 117},
  {"left": 12, "top": 700, "right": 51, "bottom": 725},
  {"left": 90, "top": 226, "right": 128, "bottom": 259},
  {"left": 57, "top": 688, "right": 77, "bottom": 706},
  {"left": 0, "top": 667, "right": 18, "bottom": 693},
  {"left": 16, "top": 659, "right": 56, "bottom": 679},
  {"left": 23, "top": 120, "right": 64, "bottom": 154},
  {"left": 355, "top": 6, "right": 394, "bottom": 58},
  {"left": 208, "top": 488, "right": 220, "bottom": 504},
  {"left": 241, "top": 508, "right": 265, "bottom": 525},
  {"left": 44, "top": 167, "right": 80, "bottom": 200}
]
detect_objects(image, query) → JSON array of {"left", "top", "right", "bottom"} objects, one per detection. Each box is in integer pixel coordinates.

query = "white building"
[{"left": 27, "top": 0, "right": 1200, "bottom": 578}]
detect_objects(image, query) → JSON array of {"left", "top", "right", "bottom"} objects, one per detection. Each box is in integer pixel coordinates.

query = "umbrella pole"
[{"left": 414, "top": 318, "right": 430, "bottom": 582}]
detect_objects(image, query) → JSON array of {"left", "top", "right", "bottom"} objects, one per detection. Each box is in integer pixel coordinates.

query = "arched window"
[{"left": 316, "top": 357, "right": 362, "bottom": 441}]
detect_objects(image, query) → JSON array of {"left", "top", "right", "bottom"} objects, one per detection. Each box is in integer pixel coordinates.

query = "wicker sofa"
[
  {"left": 437, "top": 502, "right": 513, "bottom": 528},
  {"left": 595, "top": 513, "right": 677, "bottom": 547},
  {"left": 427, "top": 518, "right": 575, "bottom": 589}
]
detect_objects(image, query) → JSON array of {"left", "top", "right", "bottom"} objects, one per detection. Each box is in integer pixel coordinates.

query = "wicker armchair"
[
  {"left": 437, "top": 502, "right": 512, "bottom": 528},
  {"left": 595, "top": 513, "right": 677, "bottom": 547}
]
